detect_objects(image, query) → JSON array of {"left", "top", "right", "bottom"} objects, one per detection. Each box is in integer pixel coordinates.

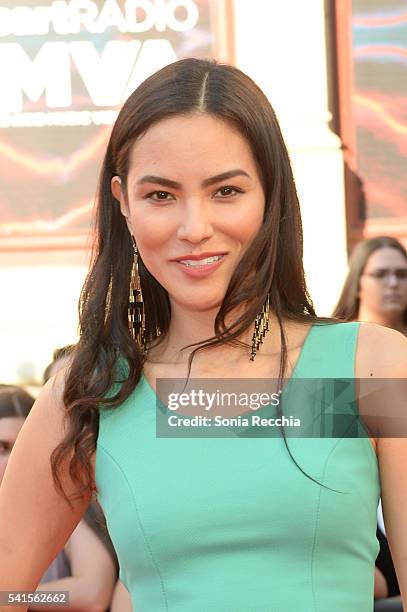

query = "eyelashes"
[
  {"left": 214, "top": 186, "right": 244, "bottom": 198},
  {"left": 144, "top": 185, "right": 245, "bottom": 202},
  {"left": 145, "top": 190, "right": 174, "bottom": 202}
]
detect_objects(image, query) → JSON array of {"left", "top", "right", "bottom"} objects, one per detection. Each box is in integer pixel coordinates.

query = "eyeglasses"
[{"left": 363, "top": 269, "right": 407, "bottom": 282}]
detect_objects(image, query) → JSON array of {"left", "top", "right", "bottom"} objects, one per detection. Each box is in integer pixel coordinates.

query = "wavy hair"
[{"left": 51, "top": 58, "right": 319, "bottom": 501}]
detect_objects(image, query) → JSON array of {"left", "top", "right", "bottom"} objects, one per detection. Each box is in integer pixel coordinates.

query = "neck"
[
  {"left": 357, "top": 305, "right": 406, "bottom": 335},
  {"left": 147, "top": 302, "right": 263, "bottom": 364},
  {"left": 165, "top": 304, "right": 222, "bottom": 361}
]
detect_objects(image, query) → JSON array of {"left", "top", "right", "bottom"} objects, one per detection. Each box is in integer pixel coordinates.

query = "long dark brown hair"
[
  {"left": 51, "top": 57, "right": 319, "bottom": 501},
  {"left": 333, "top": 236, "right": 407, "bottom": 323}
]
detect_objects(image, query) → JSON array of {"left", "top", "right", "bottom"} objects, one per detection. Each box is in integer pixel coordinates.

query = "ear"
[{"left": 111, "top": 176, "right": 132, "bottom": 232}]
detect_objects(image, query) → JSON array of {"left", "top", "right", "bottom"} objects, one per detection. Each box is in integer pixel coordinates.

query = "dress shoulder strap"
[{"left": 294, "top": 321, "right": 360, "bottom": 379}]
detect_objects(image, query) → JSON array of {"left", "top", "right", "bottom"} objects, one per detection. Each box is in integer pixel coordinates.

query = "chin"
[
  {"left": 175, "top": 295, "right": 224, "bottom": 313},
  {"left": 191, "top": 300, "right": 224, "bottom": 312},
  {"left": 382, "top": 305, "right": 404, "bottom": 314}
]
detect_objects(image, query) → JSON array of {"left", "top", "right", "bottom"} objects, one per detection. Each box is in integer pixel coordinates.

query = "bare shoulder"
[
  {"left": 356, "top": 322, "right": 407, "bottom": 378},
  {"left": 43, "top": 367, "right": 98, "bottom": 477},
  {"left": 18, "top": 369, "right": 68, "bottom": 444}
]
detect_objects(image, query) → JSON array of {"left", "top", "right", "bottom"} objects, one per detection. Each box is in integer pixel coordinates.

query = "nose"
[
  {"left": 387, "top": 273, "right": 399, "bottom": 287},
  {"left": 176, "top": 199, "right": 215, "bottom": 244}
]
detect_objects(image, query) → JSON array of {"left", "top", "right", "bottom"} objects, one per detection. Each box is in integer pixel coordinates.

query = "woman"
[
  {"left": 334, "top": 236, "right": 407, "bottom": 335},
  {"left": 0, "top": 58, "right": 406, "bottom": 612},
  {"left": 0, "top": 384, "right": 117, "bottom": 612},
  {"left": 334, "top": 236, "right": 407, "bottom": 610}
]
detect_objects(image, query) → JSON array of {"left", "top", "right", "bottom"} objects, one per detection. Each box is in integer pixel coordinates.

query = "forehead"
[
  {"left": 0, "top": 417, "right": 25, "bottom": 441},
  {"left": 127, "top": 113, "right": 258, "bottom": 177},
  {"left": 366, "top": 247, "right": 407, "bottom": 270}
]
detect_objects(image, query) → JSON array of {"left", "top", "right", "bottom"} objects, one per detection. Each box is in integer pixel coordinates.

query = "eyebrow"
[
  {"left": 370, "top": 267, "right": 407, "bottom": 272},
  {"left": 136, "top": 169, "right": 251, "bottom": 190}
]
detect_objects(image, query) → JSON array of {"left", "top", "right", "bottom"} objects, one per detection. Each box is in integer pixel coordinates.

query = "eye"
[
  {"left": 214, "top": 185, "right": 243, "bottom": 198},
  {"left": 0, "top": 441, "right": 11, "bottom": 455},
  {"left": 146, "top": 190, "right": 174, "bottom": 202},
  {"left": 372, "top": 270, "right": 386, "bottom": 279}
]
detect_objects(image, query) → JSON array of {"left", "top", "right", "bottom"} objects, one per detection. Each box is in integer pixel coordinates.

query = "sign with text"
[{"left": 0, "top": 0, "right": 232, "bottom": 250}]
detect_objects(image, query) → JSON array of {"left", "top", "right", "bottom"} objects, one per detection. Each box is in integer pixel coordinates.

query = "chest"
[
  {"left": 143, "top": 349, "right": 303, "bottom": 390},
  {"left": 96, "top": 382, "right": 380, "bottom": 576}
]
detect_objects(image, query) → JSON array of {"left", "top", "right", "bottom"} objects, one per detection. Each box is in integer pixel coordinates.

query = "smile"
[
  {"left": 174, "top": 254, "right": 226, "bottom": 277},
  {"left": 178, "top": 255, "right": 224, "bottom": 268}
]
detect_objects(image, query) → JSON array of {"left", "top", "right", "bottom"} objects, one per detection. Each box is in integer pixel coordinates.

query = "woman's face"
[
  {"left": 359, "top": 247, "right": 407, "bottom": 319},
  {"left": 112, "top": 113, "right": 265, "bottom": 313},
  {"left": 0, "top": 417, "right": 25, "bottom": 485}
]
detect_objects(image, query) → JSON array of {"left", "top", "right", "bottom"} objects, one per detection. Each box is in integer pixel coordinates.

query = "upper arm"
[
  {"left": 356, "top": 322, "right": 407, "bottom": 379},
  {"left": 356, "top": 323, "right": 407, "bottom": 601},
  {"left": 377, "top": 437, "right": 407, "bottom": 603},
  {"left": 0, "top": 371, "right": 93, "bottom": 590}
]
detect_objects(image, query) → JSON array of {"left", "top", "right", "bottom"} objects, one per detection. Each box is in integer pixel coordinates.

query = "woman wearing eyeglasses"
[
  {"left": 334, "top": 236, "right": 407, "bottom": 336},
  {"left": 334, "top": 236, "right": 407, "bottom": 610}
]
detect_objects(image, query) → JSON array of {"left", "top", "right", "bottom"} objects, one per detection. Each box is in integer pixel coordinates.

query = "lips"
[
  {"left": 172, "top": 253, "right": 227, "bottom": 277},
  {"left": 178, "top": 254, "right": 224, "bottom": 268},
  {"left": 171, "top": 251, "right": 227, "bottom": 263}
]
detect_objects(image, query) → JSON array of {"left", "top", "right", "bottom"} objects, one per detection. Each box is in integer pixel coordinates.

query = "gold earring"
[
  {"left": 128, "top": 236, "right": 146, "bottom": 349},
  {"left": 250, "top": 295, "right": 270, "bottom": 361}
]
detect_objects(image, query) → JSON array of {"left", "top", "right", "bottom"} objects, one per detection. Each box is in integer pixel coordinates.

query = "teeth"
[{"left": 180, "top": 255, "right": 223, "bottom": 267}]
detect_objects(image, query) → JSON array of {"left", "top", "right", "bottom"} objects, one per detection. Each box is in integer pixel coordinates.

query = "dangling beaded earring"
[
  {"left": 128, "top": 236, "right": 146, "bottom": 349},
  {"left": 250, "top": 295, "right": 270, "bottom": 361}
]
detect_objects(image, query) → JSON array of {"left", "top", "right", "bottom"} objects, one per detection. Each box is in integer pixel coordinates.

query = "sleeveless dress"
[{"left": 95, "top": 322, "right": 380, "bottom": 611}]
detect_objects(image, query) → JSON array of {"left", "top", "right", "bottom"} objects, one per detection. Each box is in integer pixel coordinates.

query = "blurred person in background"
[
  {"left": 334, "top": 235, "right": 407, "bottom": 610},
  {"left": 0, "top": 385, "right": 33, "bottom": 486},
  {"left": 0, "top": 378, "right": 117, "bottom": 611},
  {"left": 334, "top": 236, "right": 407, "bottom": 336},
  {"left": 42, "top": 345, "right": 77, "bottom": 385}
]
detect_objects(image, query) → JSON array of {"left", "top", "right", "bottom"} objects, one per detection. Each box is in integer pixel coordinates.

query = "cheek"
[
  {"left": 222, "top": 201, "right": 264, "bottom": 243},
  {"left": 359, "top": 279, "right": 383, "bottom": 307},
  {"left": 249, "top": 216, "right": 262, "bottom": 241},
  {"left": 130, "top": 208, "right": 174, "bottom": 251}
]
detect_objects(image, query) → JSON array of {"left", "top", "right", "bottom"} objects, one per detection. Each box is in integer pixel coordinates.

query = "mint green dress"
[{"left": 95, "top": 322, "right": 380, "bottom": 611}]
